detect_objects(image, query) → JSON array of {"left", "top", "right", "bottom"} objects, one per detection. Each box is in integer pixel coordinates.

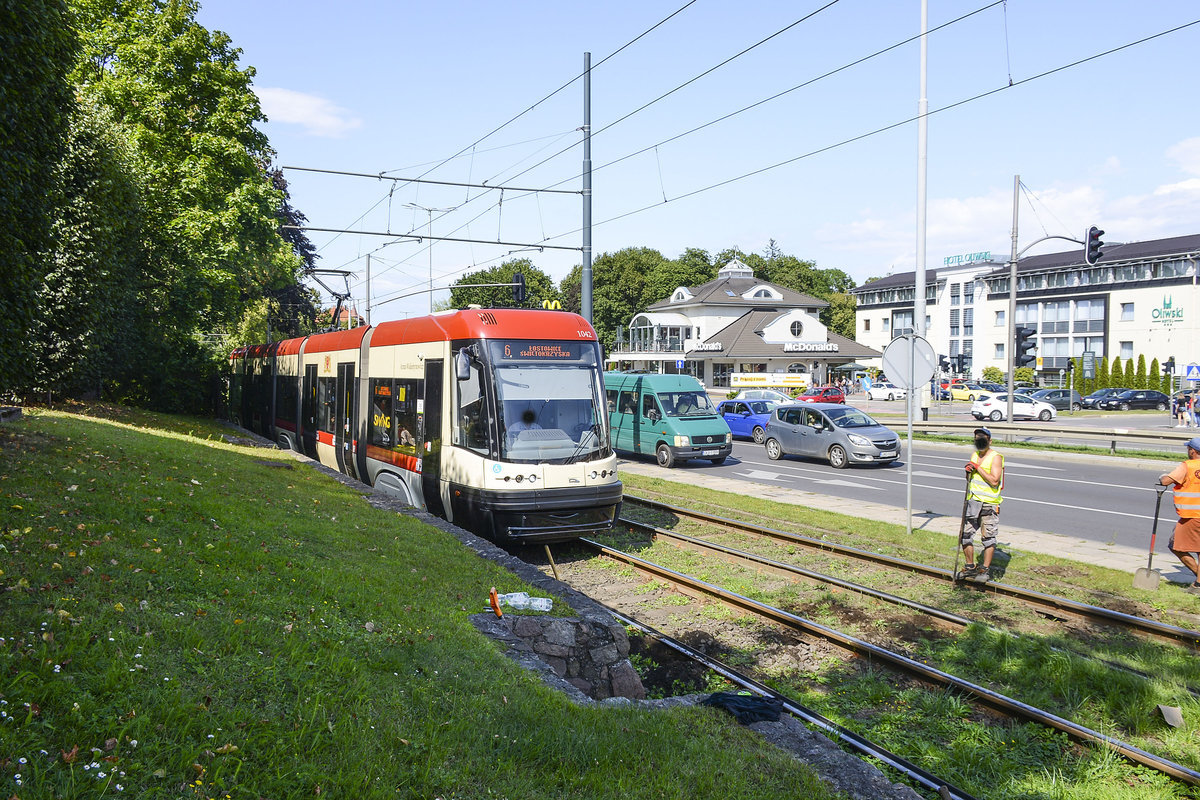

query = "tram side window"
[
  {"left": 370, "top": 380, "right": 394, "bottom": 447},
  {"left": 370, "top": 379, "right": 420, "bottom": 453},
  {"left": 276, "top": 376, "right": 298, "bottom": 425},
  {"left": 316, "top": 377, "right": 336, "bottom": 433},
  {"left": 454, "top": 361, "right": 489, "bottom": 455}
]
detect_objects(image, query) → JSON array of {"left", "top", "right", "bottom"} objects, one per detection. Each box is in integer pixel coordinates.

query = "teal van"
[{"left": 603, "top": 372, "right": 732, "bottom": 468}]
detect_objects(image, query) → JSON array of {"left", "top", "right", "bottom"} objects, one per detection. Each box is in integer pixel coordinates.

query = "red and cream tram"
[{"left": 229, "top": 308, "right": 622, "bottom": 542}]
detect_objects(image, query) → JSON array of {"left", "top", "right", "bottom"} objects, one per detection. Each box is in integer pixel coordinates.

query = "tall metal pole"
[
  {"left": 1006, "top": 175, "right": 1020, "bottom": 422},
  {"left": 581, "top": 51, "right": 593, "bottom": 324},
  {"left": 906, "top": 0, "right": 929, "bottom": 537},
  {"left": 365, "top": 253, "right": 371, "bottom": 326}
]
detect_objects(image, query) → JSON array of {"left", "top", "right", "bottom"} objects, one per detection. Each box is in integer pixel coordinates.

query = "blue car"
[{"left": 717, "top": 399, "right": 774, "bottom": 444}]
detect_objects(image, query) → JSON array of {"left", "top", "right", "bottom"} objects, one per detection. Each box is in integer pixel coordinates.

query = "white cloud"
[
  {"left": 257, "top": 87, "right": 362, "bottom": 138},
  {"left": 1167, "top": 138, "right": 1200, "bottom": 176}
]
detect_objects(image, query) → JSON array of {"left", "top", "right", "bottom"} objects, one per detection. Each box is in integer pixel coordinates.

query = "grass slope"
[{"left": 0, "top": 407, "right": 833, "bottom": 799}]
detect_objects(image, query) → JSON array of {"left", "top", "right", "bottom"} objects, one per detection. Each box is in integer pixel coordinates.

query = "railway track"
[
  {"left": 623, "top": 494, "right": 1200, "bottom": 647},
  {"left": 577, "top": 535, "right": 1200, "bottom": 787},
  {"left": 610, "top": 607, "right": 983, "bottom": 800}
]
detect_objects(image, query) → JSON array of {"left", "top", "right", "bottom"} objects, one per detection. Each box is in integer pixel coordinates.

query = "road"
[{"left": 639, "top": 394, "right": 1193, "bottom": 555}]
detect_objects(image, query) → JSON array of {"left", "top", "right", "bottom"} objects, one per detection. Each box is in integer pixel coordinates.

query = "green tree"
[
  {"left": 1109, "top": 356, "right": 1123, "bottom": 388},
  {"left": 449, "top": 259, "right": 558, "bottom": 310},
  {"left": 590, "top": 247, "right": 671, "bottom": 350},
  {"left": 821, "top": 293, "right": 857, "bottom": 339},
  {"left": 1096, "top": 357, "right": 1108, "bottom": 391},
  {"left": 1149, "top": 357, "right": 1163, "bottom": 394},
  {"left": 69, "top": 0, "right": 301, "bottom": 411},
  {"left": 0, "top": 0, "right": 77, "bottom": 393},
  {"left": 1124, "top": 357, "right": 1135, "bottom": 388},
  {"left": 1014, "top": 367, "right": 1035, "bottom": 384},
  {"left": 981, "top": 366, "right": 1004, "bottom": 383},
  {"left": 558, "top": 264, "right": 582, "bottom": 315},
  {"left": 1135, "top": 354, "right": 1147, "bottom": 390}
]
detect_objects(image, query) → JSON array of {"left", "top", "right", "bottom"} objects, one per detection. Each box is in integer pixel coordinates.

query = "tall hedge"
[{"left": 0, "top": 0, "right": 77, "bottom": 394}]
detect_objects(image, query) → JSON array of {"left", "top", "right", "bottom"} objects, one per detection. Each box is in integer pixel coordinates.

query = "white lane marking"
[
  {"left": 816, "top": 478, "right": 882, "bottom": 490},
  {"left": 734, "top": 452, "right": 1159, "bottom": 521},
  {"left": 739, "top": 469, "right": 788, "bottom": 481}
]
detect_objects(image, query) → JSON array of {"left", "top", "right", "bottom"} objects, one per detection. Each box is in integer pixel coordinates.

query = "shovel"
[
  {"left": 952, "top": 471, "right": 971, "bottom": 582},
  {"left": 1133, "top": 484, "right": 1169, "bottom": 590}
]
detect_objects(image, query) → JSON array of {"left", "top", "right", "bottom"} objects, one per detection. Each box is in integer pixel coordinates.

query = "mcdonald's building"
[{"left": 605, "top": 259, "right": 880, "bottom": 389}]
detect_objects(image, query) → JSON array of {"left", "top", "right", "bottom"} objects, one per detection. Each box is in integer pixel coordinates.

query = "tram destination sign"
[{"left": 491, "top": 340, "right": 589, "bottom": 362}]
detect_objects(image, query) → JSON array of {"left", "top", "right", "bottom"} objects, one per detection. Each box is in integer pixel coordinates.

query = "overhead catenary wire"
[{"left": 535, "top": 17, "right": 1200, "bottom": 244}]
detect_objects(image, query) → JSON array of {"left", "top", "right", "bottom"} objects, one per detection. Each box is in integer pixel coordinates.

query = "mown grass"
[
  {"left": 615, "top": 472, "right": 1200, "bottom": 798},
  {"left": 0, "top": 407, "right": 836, "bottom": 800}
]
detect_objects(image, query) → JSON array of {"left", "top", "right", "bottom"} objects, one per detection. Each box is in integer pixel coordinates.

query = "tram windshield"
[{"left": 456, "top": 339, "right": 610, "bottom": 464}]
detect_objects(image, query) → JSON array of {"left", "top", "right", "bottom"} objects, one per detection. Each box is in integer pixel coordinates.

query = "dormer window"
[
  {"left": 753, "top": 289, "right": 772, "bottom": 298},
  {"left": 673, "top": 291, "right": 686, "bottom": 301}
]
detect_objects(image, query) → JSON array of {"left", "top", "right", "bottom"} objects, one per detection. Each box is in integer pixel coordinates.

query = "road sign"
[
  {"left": 1036, "top": 356, "right": 1044, "bottom": 369},
  {"left": 1082, "top": 351, "right": 1095, "bottom": 379},
  {"left": 881, "top": 335, "right": 936, "bottom": 390},
  {"left": 676, "top": 359, "right": 685, "bottom": 369},
  {"left": 1187, "top": 364, "right": 1200, "bottom": 382}
]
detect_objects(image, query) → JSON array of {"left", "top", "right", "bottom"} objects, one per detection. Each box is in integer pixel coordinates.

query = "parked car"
[
  {"left": 866, "top": 381, "right": 907, "bottom": 401},
  {"left": 717, "top": 399, "right": 774, "bottom": 444},
  {"left": 1014, "top": 381, "right": 1037, "bottom": 391},
  {"left": 971, "top": 393, "right": 1057, "bottom": 422},
  {"left": 763, "top": 403, "right": 900, "bottom": 468},
  {"left": 733, "top": 388, "right": 795, "bottom": 405},
  {"left": 950, "top": 382, "right": 991, "bottom": 402},
  {"left": 1079, "top": 387, "right": 1128, "bottom": 409},
  {"left": 977, "top": 381, "right": 1006, "bottom": 394},
  {"left": 1095, "top": 390, "right": 1170, "bottom": 411},
  {"left": 1029, "top": 388, "right": 1083, "bottom": 411},
  {"left": 931, "top": 385, "right": 952, "bottom": 401},
  {"left": 794, "top": 385, "right": 846, "bottom": 404}
]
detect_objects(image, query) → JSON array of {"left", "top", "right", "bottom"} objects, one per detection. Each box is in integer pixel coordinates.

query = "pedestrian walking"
[
  {"left": 1159, "top": 436, "right": 1200, "bottom": 592},
  {"left": 958, "top": 427, "right": 1005, "bottom": 583},
  {"left": 1189, "top": 394, "right": 1197, "bottom": 428}
]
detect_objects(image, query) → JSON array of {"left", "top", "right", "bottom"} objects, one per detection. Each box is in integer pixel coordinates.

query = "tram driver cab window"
[{"left": 453, "top": 358, "right": 489, "bottom": 456}]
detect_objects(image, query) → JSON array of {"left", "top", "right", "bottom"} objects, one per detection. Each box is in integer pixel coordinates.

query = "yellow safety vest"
[
  {"left": 968, "top": 450, "right": 1004, "bottom": 505},
  {"left": 1173, "top": 459, "right": 1200, "bottom": 519}
]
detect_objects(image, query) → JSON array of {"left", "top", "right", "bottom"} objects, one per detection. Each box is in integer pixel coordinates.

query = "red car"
[{"left": 794, "top": 385, "right": 845, "bottom": 404}]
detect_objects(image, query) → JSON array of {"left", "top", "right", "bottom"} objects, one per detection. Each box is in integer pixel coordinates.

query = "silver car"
[{"left": 763, "top": 402, "right": 901, "bottom": 468}]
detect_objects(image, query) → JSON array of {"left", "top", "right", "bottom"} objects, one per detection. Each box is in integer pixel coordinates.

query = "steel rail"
[
  {"left": 625, "top": 494, "right": 1200, "bottom": 647},
  {"left": 620, "top": 516, "right": 1200, "bottom": 698},
  {"left": 608, "top": 607, "right": 982, "bottom": 800},
  {"left": 582, "top": 537, "right": 1200, "bottom": 786}
]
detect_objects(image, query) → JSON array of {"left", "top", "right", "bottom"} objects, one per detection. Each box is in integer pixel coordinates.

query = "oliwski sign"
[{"left": 1151, "top": 295, "right": 1184, "bottom": 327}]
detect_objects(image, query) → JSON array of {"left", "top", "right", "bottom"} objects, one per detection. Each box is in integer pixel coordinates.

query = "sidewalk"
[{"left": 616, "top": 458, "right": 1164, "bottom": 578}]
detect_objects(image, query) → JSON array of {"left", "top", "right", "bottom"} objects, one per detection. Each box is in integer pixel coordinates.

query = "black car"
[
  {"left": 1095, "top": 390, "right": 1170, "bottom": 411},
  {"left": 1029, "top": 388, "right": 1083, "bottom": 411},
  {"left": 1081, "top": 387, "right": 1130, "bottom": 409}
]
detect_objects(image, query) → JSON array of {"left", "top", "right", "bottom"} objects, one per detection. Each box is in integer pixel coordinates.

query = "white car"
[
  {"left": 734, "top": 388, "right": 795, "bottom": 404},
  {"left": 866, "top": 381, "right": 907, "bottom": 401},
  {"left": 971, "top": 392, "right": 1057, "bottom": 422}
]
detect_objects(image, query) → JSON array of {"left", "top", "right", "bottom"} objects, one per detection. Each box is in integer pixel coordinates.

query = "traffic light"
[
  {"left": 952, "top": 353, "right": 966, "bottom": 374},
  {"left": 512, "top": 272, "right": 526, "bottom": 304},
  {"left": 939, "top": 354, "right": 951, "bottom": 371},
  {"left": 1014, "top": 326, "right": 1037, "bottom": 368},
  {"left": 1084, "top": 226, "right": 1104, "bottom": 265},
  {"left": 1164, "top": 357, "right": 1176, "bottom": 376}
]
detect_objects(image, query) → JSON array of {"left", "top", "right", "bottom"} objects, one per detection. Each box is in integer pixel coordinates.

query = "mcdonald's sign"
[{"left": 541, "top": 299, "right": 562, "bottom": 310}]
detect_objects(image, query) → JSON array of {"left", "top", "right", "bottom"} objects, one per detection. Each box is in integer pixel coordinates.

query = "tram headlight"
[
  {"left": 515, "top": 474, "right": 524, "bottom": 483},
  {"left": 674, "top": 435, "right": 690, "bottom": 447}
]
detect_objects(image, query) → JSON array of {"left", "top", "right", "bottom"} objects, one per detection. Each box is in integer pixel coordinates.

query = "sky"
[{"left": 193, "top": 0, "right": 1200, "bottom": 323}]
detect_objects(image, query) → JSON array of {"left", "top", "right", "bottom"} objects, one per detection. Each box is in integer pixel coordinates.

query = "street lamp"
[{"left": 404, "top": 203, "right": 458, "bottom": 313}]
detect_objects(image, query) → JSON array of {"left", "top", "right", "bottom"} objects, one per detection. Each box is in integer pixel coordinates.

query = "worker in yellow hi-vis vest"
[{"left": 958, "top": 426, "right": 1004, "bottom": 584}]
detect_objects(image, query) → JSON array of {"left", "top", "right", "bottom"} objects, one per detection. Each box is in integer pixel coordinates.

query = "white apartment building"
[
  {"left": 851, "top": 233, "right": 1200, "bottom": 383},
  {"left": 608, "top": 259, "right": 880, "bottom": 389}
]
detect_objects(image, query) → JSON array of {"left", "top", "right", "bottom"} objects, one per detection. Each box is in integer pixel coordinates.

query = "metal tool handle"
[{"left": 1147, "top": 483, "right": 1168, "bottom": 571}]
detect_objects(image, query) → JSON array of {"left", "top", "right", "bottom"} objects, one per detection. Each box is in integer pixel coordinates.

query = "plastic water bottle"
[{"left": 496, "top": 592, "right": 553, "bottom": 611}]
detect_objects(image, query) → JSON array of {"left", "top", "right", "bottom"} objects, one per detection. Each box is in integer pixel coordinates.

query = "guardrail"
[{"left": 907, "top": 420, "right": 1194, "bottom": 456}]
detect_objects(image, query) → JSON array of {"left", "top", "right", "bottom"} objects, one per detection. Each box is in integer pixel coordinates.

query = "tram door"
[
  {"left": 334, "top": 362, "right": 355, "bottom": 478},
  {"left": 421, "top": 359, "right": 445, "bottom": 517},
  {"left": 301, "top": 364, "right": 318, "bottom": 458}
]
